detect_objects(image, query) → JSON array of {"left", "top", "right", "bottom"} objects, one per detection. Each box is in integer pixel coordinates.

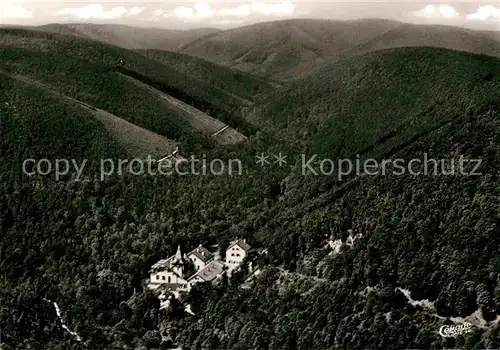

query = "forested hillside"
[
  {"left": 173, "top": 88, "right": 500, "bottom": 348},
  {"left": 1, "top": 25, "right": 500, "bottom": 349},
  {"left": 250, "top": 47, "right": 500, "bottom": 157}
]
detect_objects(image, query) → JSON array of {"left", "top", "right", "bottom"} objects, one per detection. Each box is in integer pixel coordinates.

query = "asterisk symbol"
[
  {"left": 255, "top": 153, "right": 270, "bottom": 167},
  {"left": 273, "top": 153, "right": 287, "bottom": 167}
]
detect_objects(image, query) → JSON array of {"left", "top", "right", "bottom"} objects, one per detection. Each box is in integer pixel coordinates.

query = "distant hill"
[
  {"left": 179, "top": 18, "right": 500, "bottom": 81},
  {"left": 179, "top": 18, "right": 401, "bottom": 80},
  {"left": 27, "top": 20, "right": 500, "bottom": 82},
  {"left": 345, "top": 23, "right": 500, "bottom": 59},
  {"left": 477, "top": 29, "right": 500, "bottom": 42},
  {"left": 32, "top": 23, "right": 220, "bottom": 51}
]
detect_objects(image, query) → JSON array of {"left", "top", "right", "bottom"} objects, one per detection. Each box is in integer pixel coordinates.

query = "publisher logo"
[{"left": 438, "top": 322, "right": 473, "bottom": 337}]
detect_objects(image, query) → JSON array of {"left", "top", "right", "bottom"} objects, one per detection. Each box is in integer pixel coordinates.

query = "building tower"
[{"left": 172, "top": 245, "right": 184, "bottom": 276}]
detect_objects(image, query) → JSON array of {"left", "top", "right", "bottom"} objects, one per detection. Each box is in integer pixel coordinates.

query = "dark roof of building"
[
  {"left": 150, "top": 245, "right": 186, "bottom": 276},
  {"left": 189, "top": 260, "right": 225, "bottom": 282},
  {"left": 187, "top": 245, "right": 214, "bottom": 263},
  {"left": 228, "top": 239, "right": 251, "bottom": 252},
  {"left": 150, "top": 256, "right": 174, "bottom": 271},
  {"left": 156, "top": 283, "right": 187, "bottom": 292}
]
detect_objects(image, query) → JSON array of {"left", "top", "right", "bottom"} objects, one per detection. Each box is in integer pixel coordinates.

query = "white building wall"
[
  {"left": 187, "top": 254, "right": 210, "bottom": 271},
  {"left": 150, "top": 270, "right": 188, "bottom": 287},
  {"left": 225, "top": 245, "right": 246, "bottom": 269}
]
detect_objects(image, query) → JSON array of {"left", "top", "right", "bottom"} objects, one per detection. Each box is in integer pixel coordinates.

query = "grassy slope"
[{"left": 251, "top": 47, "right": 500, "bottom": 158}]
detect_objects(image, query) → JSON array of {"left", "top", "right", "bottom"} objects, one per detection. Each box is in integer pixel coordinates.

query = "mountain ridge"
[
  {"left": 178, "top": 18, "right": 500, "bottom": 80},
  {"left": 30, "top": 23, "right": 221, "bottom": 51}
]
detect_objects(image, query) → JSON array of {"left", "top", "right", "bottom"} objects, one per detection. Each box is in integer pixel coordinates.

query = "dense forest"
[{"left": 1, "top": 25, "right": 500, "bottom": 349}]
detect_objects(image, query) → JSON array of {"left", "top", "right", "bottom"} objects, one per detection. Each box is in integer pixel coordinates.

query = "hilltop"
[
  {"left": 346, "top": 23, "right": 500, "bottom": 58},
  {"left": 179, "top": 18, "right": 500, "bottom": 80},
  {"left": 32, "top": 23, "right": 220, "bottom": 51}
]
